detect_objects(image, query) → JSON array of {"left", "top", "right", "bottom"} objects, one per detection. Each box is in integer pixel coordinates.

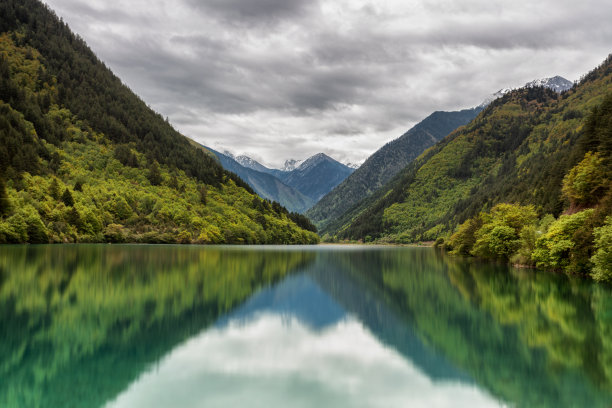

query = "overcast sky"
[{"left": 43, "top": 0, "right": 612, "bottom": 168}]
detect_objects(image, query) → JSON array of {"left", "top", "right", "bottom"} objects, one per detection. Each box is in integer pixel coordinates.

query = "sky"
[{"left": 43, "top": 0, "right": 612, "bottom": 168}]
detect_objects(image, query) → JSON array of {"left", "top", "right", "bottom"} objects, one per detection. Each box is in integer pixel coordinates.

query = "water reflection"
[{"left": 0, "top": 245, "right": 611, "bottom": 407}]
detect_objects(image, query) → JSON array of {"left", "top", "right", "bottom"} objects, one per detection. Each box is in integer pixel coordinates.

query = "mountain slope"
[
  {"left": 207, "top": 148, "right": 315, "bottom": 213},
  {"left": 278, "top": 153, "right": 354, "bottom": 202},
  {"left": 0, "top": 1, "right": 318, "bottom": 244},
  {"left": 332, "top": 56, "right": 612, "bottom": 271},
  {"left": 308, "top": 108, "right": 482, "bottom": 232}
]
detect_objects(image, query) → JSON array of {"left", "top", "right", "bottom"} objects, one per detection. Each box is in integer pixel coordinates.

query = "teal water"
[{"left": 1, "top": 244, "right": 611, "bottom": 407}]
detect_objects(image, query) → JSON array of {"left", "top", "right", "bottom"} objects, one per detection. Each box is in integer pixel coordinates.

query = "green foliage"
[
  {"left": 114, "top": 144, "right": 138, "bottom": 168},
  {"left": 562, "top": 152, "right": 609, "bottom": 207},
  {"left": 307, "top": 108, "right": 482, "bottom": 232},
  {"left": 0, "top": 177, "right": 10, "bottom": 217},
  {"left": 333, "top": 56, "right": 612, "bottom": 254},
  {"left": 61, "top": 187, "right": 73, "bottom": 206},
  {"left": 532, "top": 209, "right": 595, "bottom": 270},
  {"left": 592, "top": 217, "right": 612, "bottom": 282},
  {"left": 48, "top": 177, "right": 59, "bottom": 199},
  {"left": 147, "top": 161, "right": 162, "bottom": 186},
  {"left": 471, "top": 204, "right": 537, "bottom": 260},
  {"left": 0, "top": 19, "right": 318, "bottom": 245},
  {"left": 449, "top": 203, "right": 537, "bottom": 261},
  {"left": 449, "top": 216, "right": 482, "bottom": 255}
]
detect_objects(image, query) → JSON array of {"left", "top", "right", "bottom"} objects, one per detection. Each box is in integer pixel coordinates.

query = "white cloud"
[
  {"left": 43, "top": 0, "right": 612, "bottom": 167},
  {"left": 105, "top": 314, "right": 502, "bottom": 408}
]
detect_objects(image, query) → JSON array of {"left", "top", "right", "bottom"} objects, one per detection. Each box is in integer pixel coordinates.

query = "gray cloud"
[
  {"left": 42, "top": 0, "right": 612, "bottom": 167},
  {"left": 187, "top": 0, "right": 316, "bottom": 24}
]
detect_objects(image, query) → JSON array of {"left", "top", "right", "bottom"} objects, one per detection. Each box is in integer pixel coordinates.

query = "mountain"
[
  {"left": 328, "top": 56, "right": 612, "bottom": 278},
  {"left": 207, "top": 148, "right": 315, "bottom": 213},
  {"left": 479, "top": 76, "right": 572, "bottom": 107},
  {"left": 0, "top": 0, "right": 318, "bottom": 244},
  {"left": 281, "top": 159, "right": 305, "bottom": 172},
  {"left": 279, "top": 153, "right": 355, "bottom": 202},
  {"left": 307, "top": 107, "right": 482, "bottom": 232},
  {"left": 210, "top": 150, "right": 354, "bottom": 210},
  {"left": 524, "top": 75, "right": 573, "bottom": 92},
  {"left": 234, "top": 155, "right": 272, "bottom": 174}
]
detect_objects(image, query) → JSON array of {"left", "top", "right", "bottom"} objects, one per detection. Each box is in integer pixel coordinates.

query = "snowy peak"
[
  {"left": 479, "top": 75, "right": 572, "bottom": 108},
  {"left": 282, "top": 159, "right": 304, "bottom": 172},
  {"left": 235, "top": 155, "right": 270, "bottom": 173},
  {"left": 479, "top": 88, "right": 513, "bottom": 108},
  {"left": 524, "top": 76, "right": 573, "bottom": 92}
]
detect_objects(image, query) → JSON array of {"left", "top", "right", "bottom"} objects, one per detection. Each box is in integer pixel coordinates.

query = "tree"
[
  {"left": 562, "top": 152, "right": 609, "bottom": 208},
  {"left": 591, "top": 217, "right": 612, "bottom": 282},
  {"left": 147, "top": 161, "right": 162, "bottom": 186},
  {"left": 49, "top": 178, "right": 60, "bottom": 200},
  {"left": 0, "top": 177, "right": 10, "bottom": 217},
  {"left": 199, "top": 185, "right": 207, "bottom": 205},
  {"left": 61, "top": 188, "right": 74, "bottom": 207}
]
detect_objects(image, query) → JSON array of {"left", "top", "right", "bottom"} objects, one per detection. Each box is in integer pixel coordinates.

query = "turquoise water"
[{"left": 1, "top": 244, "right": 611, "bottom": 407}]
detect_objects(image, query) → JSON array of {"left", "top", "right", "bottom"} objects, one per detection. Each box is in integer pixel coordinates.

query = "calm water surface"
[{"left": 1, "top": 244, "right": 611, "bottom": 408}]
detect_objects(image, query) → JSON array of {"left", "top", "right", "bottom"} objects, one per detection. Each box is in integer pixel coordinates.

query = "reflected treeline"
[
  {"left": 0, "top": 245, "right": 315, "bottom": 408},
  {"left": 318, "top": 247, "right": 612, "bottom": 408}
]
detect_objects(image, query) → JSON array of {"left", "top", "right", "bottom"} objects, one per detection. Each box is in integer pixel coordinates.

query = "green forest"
[
  {"left": 326, "top": 56, "right": 612, "bottom": 281},
  {"left": 0, "top": 1, "right": 318, "bottom": 245}
]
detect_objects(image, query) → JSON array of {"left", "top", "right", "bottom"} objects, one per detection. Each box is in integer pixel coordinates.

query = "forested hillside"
[
  {"left": 330, "top": 56, "right": 612, "bottom": 280},
  {"left": 0, "top": 0, "right": 318, "bottom": 244},
  {"left": 307, "top": 108, "right": 482, "bottom": 232}
]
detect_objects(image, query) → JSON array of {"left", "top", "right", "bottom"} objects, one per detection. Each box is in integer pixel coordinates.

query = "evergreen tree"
[
  {"left": 61, "top": 188, "right": 74, "bottom": 207},
  {"left": 148, "top": 161, "right": 162, "bottom": 186},
  {"left": 49, "top": 178, "right": 60, "bottom": 200},
  {"left": 199, "top": 186, "right": 208, "bottom": 205}
]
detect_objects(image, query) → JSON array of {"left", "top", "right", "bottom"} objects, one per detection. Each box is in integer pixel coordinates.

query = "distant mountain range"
[
  {"left": 208, "top": 150, "right": 354, "bottom": 213},
  {"left": 207, "top": 148, "right": 315, "bottom": 213}
]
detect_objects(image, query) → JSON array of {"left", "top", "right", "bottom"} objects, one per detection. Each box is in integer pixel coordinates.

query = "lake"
[{"left": 1, "top": 244, "right": 611, "bottom": 407}]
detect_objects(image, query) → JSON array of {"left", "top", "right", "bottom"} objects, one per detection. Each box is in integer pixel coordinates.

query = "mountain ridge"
[{"left": 307, "top": 107, "right": 483, "bottom": 232}]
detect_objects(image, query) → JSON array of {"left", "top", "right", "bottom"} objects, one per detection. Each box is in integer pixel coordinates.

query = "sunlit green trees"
[
  {"left": 562, "top": 152, "right": 608, "bottom": 207},
  {"left": 592, "top": 217, "right": 612, "bottom": 282}
]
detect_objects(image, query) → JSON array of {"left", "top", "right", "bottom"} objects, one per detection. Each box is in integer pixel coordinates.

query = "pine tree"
[
  {"left": 61, "top": 188, "right": 74, "bottom": 207},
  {"left": 148, "top": 161, "right": 162, "bottom": 186},
  {"left": 49, "top": 178, "right": 60, "bottom": 200}
]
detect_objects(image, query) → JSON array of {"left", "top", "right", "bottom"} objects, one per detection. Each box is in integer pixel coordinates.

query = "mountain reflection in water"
[{"left": 1, "top": 245, "right": 611, "bottom": 408}]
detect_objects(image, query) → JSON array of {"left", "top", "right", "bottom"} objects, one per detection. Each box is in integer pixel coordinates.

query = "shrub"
[{"left": 592, "top": 217, "right": 612, "bottom": 282}]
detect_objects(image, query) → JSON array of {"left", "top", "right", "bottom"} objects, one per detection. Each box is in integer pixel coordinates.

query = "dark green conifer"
[
  {"left": 61, "top": 188, "right": 74, "bottom": 207},
  {"left": 49, "top": 178, "right": 60, "bottom": 200},
  {"left": 148, "top": 161, "right": 162, "bottom": 186}
]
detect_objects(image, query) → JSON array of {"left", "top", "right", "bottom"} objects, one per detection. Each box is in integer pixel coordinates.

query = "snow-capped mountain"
[
  {"left": 524, "top": 76, "right": 573, "bottom": 92},
  {"left": 478, "top": 88, "right": 513, "bottom": 108},
  {"left": 235, "top": 155, "right": 270, "bottom": 173},
  {"left": 479, "top": 76, "right": 572, "bottom": 108},
  {"left": 281, "top": 159, "right": 304, "bottom": 172},
  {"left": 345, "top": 162, "right": 361, "bottom": 170}
]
